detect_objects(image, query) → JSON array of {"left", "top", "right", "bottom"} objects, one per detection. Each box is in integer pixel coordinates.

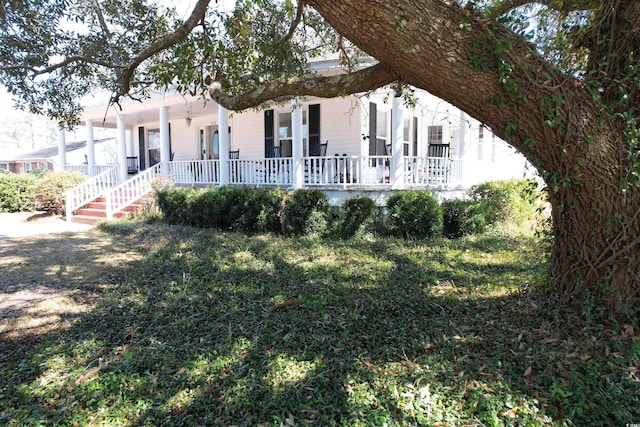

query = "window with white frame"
[
  {"left": 0, "top": 163, "right": 8, "bottom": 171},
  {"left": 428, "top": 125, "right": 443, "bottom": 145},
  {"left": 278, "top": 112, "right": 293, "bottom": 157},
  {"left": 403, "top": 118, "right": 411, "bottom": 156},
  {"left": 377, "top": 110, "right": 389, "bottom": 154},
  {"left": 22, "top": 162, "right": 32, "bottom": 173}
]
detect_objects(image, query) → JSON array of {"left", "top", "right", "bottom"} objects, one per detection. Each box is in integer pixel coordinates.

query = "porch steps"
[{"left": 70, "top": 196, "right": 142, "bottom": 225}]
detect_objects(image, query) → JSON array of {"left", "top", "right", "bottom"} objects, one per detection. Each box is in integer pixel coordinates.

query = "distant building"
[{"left": 0, "top": 138, "right": 117, "bottom": 173}]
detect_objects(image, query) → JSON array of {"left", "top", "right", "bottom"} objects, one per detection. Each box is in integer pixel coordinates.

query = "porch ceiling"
[{"left": 81, "top": 92, "right": 217, "bottom": 129}]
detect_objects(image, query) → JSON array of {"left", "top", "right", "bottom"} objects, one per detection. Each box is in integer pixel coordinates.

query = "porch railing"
[
  {"left": 403, "top": 157, "right": 463, "bottom": 186},
  {"left": 66, "top": 164, "right": 118, "bottom": 176},
  {"left": 65, "top": 165, "right": 119, "bottom": 223},
  {"left": 104, "top": 163, "right": 162, "bottom": 219},
  {"left": 170, "top": 160, "right": 220, "bottom": 185},
  {"left": 230, "top": 158, "right": 293, "bottom": 186},
  {"left": 161, "top": 156, "right": 462, "bottom": 188}
]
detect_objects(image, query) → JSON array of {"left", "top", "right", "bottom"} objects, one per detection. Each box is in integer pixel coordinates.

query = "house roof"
[{"left": 0, "top": 138, "right": 114, "bottom": 162}]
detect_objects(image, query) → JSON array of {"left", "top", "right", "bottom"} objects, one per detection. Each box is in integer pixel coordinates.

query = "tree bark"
[{"left": 304, "top": 0, "right": 640, "bottom": 309}]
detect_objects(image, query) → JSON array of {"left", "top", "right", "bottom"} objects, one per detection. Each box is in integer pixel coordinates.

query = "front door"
[
  {"left": 148, "top": 128, "right": 161, "bottom": 167},
  {"left": 200, "top": 126, "right": 219, "bottom": 159}
]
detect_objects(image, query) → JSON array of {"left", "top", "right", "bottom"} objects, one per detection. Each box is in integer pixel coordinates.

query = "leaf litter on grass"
[{"left": 0, "top": 221, "right": 638, "bottom": 426}]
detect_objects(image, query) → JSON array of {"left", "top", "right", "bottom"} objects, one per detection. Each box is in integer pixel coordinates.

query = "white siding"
[
  {"left": 230, "top": 110, "right": 266, "bottom": 158},
  {"left": 319, "top": 97, "right": 361, "bottom": 156}
]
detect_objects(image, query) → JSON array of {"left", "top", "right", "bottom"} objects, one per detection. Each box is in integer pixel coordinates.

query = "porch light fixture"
[{"left": 185, "top": 105, "right": 192, "bottom": 127}]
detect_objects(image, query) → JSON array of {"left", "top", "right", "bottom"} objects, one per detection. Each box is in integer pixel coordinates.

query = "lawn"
[{"left": 1, "top": 221, "right": 638, "bottom": 426}]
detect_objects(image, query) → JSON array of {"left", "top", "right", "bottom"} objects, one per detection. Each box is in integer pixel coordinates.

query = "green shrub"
[
  {"left": 156, "top": 187, "right": 192, "bottom": 225},
  {"left": 28, "top": 169, "right": 49, "bottom": 179},
  {"left": 156, "top": 186, "right": 288, "bottom": 233},
  {"left": 0, "top": 172, "right": 36, "bottom": 212},
  {"left": 334, "top": 196, "right": 376, "bottom": 239},
  {"left": 386, "top": 190, "right": 442, "bottom": 239},
  {"left": 441, "top": 199, "right": 486, "bottom": 238},
  {"left": 284, "top": 189, "right": 330, "bottom": 236},
  {"left": 467, "top": 179, "right": 541, "bottom": 226},
  {"left": 187, "top": 187, "right": 222, "bottom": 228},
  {"left": 237, "top": 188, "right": 286, "bottom": 233},
  {"left": 32, "top": 171, "right": 86, "bottom": 215},
  {"left": 209, "top": 186, "right": 250, "bottom": 230}
]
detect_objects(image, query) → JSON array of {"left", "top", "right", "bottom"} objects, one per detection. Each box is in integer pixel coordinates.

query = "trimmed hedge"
[
  {"left": 442, "top": 199, "right": 486, "bottom": 239},
  {"left": 154, "top": 180, "right": 541, "bottom": 240},
  {"left": 283, "top": 189, "right": 330, "bottom": 236},
  {"left": 386, "top": 190, "right": 442, "bottom": 239},
  {"left": 0, "top": 172, "right": 36, "bottom": 212},
  {"left": 334, "top": 196, "right": 376, "bottom": 239}
]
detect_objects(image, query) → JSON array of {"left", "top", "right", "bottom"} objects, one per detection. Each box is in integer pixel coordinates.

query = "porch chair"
[
  {"left": 229, "top": 150, "right": 240, "bottom": 159},
  {"left": 126, "top": 156, "right": 138, "bottom": 175},
  {"left": 265, "top": 146, "right": 283, "bottom": 183},
  {"left": 267, "top": 146, "right": 282, "bottom": 158},
  {"left": 306, "top": 142, "right": 328, "bottom": 183},
  {"left": 311, "top": 142, "right": 328, "bottom": 157}
]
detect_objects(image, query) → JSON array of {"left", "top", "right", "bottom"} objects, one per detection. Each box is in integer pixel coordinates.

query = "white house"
[{"left": 64, "top": 63, "right": 532, "bottom": 222}]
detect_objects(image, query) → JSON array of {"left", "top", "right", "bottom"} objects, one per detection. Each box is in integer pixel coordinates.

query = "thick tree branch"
[
  {"left": 207, "top": 63, "right": 396, "bottom": 111},
  {"left": 115, "top": 0, "right": 211, "bottom": 98}
]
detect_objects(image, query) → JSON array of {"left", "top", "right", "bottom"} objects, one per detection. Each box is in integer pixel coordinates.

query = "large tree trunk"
[{"left": 307, "top": 0, "right": 640, "bottom": 309}]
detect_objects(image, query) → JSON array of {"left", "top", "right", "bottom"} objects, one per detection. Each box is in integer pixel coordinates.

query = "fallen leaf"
[
  {"left": 500, "top": 407, "right": 518, "bottom": 418},
  {"left": 523, "top": 366, "right": 533, "bottom": 377},
  {"left": 285, "top": 413, "right": 297, "bottom": 427}
]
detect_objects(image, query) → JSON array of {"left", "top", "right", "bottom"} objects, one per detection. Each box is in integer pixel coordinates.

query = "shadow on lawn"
[
  {"left": 0, "top": 232, "right": 144, "bottom": 371},
  {"left": 2, "top": 223, "right": 638, "bottom": 426}
]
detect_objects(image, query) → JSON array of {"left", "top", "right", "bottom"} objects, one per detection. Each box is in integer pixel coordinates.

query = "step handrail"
[
  {"left": 65, "top": 166, "right": 120, "bottom": 223},
  {"left": 104, "top": 163, "right": 162, "bottom": 219}
]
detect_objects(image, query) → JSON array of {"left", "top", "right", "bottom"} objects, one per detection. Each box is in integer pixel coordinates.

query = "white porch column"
[
  {"left": 458, "top": 111, "right": 469, "bottom": 185},
  {"left": 126, "top": 129, "right": 134, "bottom": 157},
  {"left": 218, "top": 104, "right": 230, "bottom": 186},
  {"left": 117, "top": 114, "right": 127, "bottom": 182},
  {"left": 159, "top": 106, "right": 170, "bottom": 174},
  {"left": 85, "top": 119, "right": 95, "bottom": 176},
  {"left": 57, "top": 128, "right": 67, "bottom": 172},
  {"left": 291, "top": 98, "right": 304, "bottom": 189},
  {"left": 390, "top": 94, "right": 405, "bottom": 189}
]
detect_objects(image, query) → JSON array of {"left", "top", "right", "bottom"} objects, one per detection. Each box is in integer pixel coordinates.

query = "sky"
[{"left": 0, "top": 0, "right": 237, "bottom": 133}]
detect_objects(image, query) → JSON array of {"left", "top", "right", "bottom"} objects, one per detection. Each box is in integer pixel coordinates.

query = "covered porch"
[{"left": 168, "top": 154, "right": 462, "bottom": 190}]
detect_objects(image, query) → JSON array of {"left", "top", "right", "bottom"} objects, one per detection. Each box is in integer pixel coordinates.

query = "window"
[
  {"left": 37, "top": 162, "right": 47, "bottom": 170},
  {"left": 403, "top": 118, "right": 411, "bottom": 156},
  {"left": 0, "top": 163, "right": 8, "bottom": 171},
  {"left": 22, "top": 162, "right": 32, "bottom": 173},
  {"left": 478, "top": 124, "right": 484, "bottom": 161},
  {"left": 278, "top": 112, "right": 293, "bottom": 157},
  {"left": 377, "top": 111, "right": 388, "bottom": 142},
  {"left": 428, "top": 125, "right": 443, "bottom": 145},
  {"left": 148, "top": 129, "right": 161, "bottom": 166},
  {"left": 369, "top": 102, "right": 389, "bottom": 158}
]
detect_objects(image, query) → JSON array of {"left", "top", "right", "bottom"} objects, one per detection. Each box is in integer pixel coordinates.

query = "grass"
[{"left": 1, "top": 221, "right": 638, "bottom": 426}]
